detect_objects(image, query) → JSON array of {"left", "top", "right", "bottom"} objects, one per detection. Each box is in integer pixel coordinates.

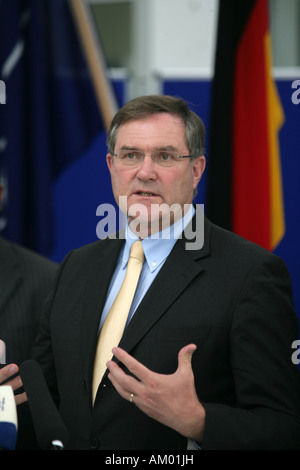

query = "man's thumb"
[{"left": 177, "top": 344, "right": 197, "bottom": 371}]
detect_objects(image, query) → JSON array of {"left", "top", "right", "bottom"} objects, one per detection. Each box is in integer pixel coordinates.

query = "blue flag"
[{"left": 0, "top": 0, "right": 105, "bottom": 255}]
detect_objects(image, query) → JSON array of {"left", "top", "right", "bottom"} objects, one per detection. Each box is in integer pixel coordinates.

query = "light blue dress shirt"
[{"left": 99, "top": 205, "right": 195, "bottom": 330}]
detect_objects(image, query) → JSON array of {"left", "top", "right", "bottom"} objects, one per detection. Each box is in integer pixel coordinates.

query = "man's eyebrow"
[
  {"left": 118, "top": 146, "right": 139, "bottom": 151},
  {"left": 118, "top": 145, "right": 179, "bottom": 152},
  {"left": 155, "top": 145, "right": 178, "bottom": 152}
]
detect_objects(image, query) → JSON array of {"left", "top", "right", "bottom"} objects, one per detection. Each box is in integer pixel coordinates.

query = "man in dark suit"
[
  {"left": 0, "top": 235, "right": 57, "bottom": 365},
  {"left": 0, "top": 184, "right": 57, "bottom": 366},
  {"left": 23, "top": 95, "right": 300, "bottom": 449},
  {"left": 0, "top": 183, "right": 57, "bottom": 449}
]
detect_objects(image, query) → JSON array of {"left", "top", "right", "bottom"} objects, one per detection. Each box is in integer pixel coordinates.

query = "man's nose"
[{"left": 136, "top": 155, "right": 158, "bottom": 179}]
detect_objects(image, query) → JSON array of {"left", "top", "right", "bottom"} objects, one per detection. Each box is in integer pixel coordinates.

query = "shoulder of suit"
[
  {"left": 208, "top": 220, "right": 284, "bottom": 266},
  {"left": 0, "top": 237, "right": 57, "bottom": 273},
  {"left": 65, "top": 234, "right": 123, "bottom": 260},
  {"left": 16, "top": 244, "right": 57, "bottom": 270},
  {"left": 0, "top": 238, "right": 57, "bottom": 298}
]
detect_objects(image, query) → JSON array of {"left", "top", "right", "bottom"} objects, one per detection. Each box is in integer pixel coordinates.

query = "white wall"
[
  {"left": 88, "top": 0, "right": 300, "bottom": 98},
  {"left": 129, "top": 0, "right": 218, "bottom": 96},
  {"left": 151, "top": 0, "right": 218, "bottom": 73}
]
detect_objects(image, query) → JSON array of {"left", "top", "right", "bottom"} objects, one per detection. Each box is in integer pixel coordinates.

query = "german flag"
[{"left": 206, "top": 0, "right": 285, "bottom": 251}]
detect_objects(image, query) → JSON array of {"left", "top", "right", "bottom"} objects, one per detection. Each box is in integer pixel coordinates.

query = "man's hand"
[
  {"left": 106, "top": 344, "right": 205, "bottom": 442},
  {"left": 0, "top": 364, "right": 27, "bottom": 406}
]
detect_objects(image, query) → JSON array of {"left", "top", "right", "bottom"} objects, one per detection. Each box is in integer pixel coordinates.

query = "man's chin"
[
  {"left": 127, "top": 203, "right": 184, "bottom": 238},
  {"left": 127, "top": 212, "right": 152, "bottom": 239}
]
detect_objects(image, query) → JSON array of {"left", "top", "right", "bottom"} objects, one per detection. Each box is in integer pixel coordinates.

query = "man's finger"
[
  {"left": 0, "top": 364, "right": 19, "bottom": 384},
  {"left": 112, "top": 347, "right": 150, "bottom": 382},
  {"left": 177, "top": 344, "right": 197, "bottom": 372},
  {"left": 15, "top": 391, "right": 27, "bottom": 406}
]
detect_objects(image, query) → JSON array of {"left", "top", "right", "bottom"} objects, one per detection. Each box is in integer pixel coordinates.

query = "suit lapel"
[
  {"left": 119, "top": 211, "right": 211, "bottom": 355},
  {"left": 0, "top": 238, "right": 22, "bottom": 315},
  {"left": 80, "top": 237, "right": 124, "bottom": 380}
]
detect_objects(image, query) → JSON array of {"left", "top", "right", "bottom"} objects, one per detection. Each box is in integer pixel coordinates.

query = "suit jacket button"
[{"left": 89, "top": 436, "right": 99, "bottom": 450}]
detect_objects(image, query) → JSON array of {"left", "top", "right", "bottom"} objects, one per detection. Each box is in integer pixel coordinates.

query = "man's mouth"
[{"left": 135, "top": 191, "right": 158, "bottom": 197}]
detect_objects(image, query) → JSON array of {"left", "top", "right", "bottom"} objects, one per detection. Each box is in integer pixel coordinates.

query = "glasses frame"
[{"left": 112, "top": 151, "right": 194, "bottom": 167}]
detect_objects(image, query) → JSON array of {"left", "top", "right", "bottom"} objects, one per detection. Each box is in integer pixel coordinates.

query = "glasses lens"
[
  {"left": 116, "top": 151, "right": 186, "bottom": 166},
  {"left": 154, "top": 151, "right": 178, "bottom": 166},
  {"left": 119, "top": 151, "right": 143, "bottom": 165}
]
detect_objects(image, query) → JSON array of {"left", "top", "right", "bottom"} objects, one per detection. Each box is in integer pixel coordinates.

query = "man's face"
[{"left": 107, "top": 113, "right": 205, "bottom": 237}]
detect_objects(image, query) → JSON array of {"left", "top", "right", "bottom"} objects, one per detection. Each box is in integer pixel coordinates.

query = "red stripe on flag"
[{"left": 232, "top": 0, "right": 271, "bottom": 249}]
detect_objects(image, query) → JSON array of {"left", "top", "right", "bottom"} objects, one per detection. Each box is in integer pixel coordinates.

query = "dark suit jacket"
[
  {"left": 0, "top": 237, "right": 57, "bottom": 365},
  {"left": 32, "top": 215, "right": 300, "bottom": 450},
  {"left": 0, "top": 237, "right": 57, "bottom": 450}
]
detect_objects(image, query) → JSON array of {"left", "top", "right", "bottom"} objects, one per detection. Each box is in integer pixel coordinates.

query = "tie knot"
[{"left": 129, "top": 241, "right": 144, "bottom": 263}]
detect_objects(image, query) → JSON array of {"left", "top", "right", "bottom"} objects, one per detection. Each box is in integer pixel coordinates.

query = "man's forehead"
[
  {"left": 116, "top": 113, "right": 186, "bottom": 147},
  {"left": 121, "top": 112, "right": 184, "bottom": 127}
]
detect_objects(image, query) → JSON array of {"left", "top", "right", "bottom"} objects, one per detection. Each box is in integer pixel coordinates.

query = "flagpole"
[{"left": 68, "top": 0, "right": 118, "bottom": 132}]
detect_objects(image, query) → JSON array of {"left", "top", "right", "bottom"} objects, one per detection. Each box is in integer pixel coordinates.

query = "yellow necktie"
[{"left": 92, "top": 240, "right": 144, "bottom": 403}]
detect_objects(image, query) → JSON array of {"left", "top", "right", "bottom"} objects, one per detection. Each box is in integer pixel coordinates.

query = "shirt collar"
[{"left": 122, "top": 205, "right": 195, "bottom": 273}]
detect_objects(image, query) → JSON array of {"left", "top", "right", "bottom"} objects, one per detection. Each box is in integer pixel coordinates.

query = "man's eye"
[
  {"left": 158, "top": 153, "right": 174, "bottom": 161},
  {"left": 124, "top": 152, "right": 139, "bottom": 160}
]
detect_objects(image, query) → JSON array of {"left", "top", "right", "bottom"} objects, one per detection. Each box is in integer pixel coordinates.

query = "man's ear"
[
  {"left": 192, "top": 156, "right": 206, "bottom": 189},
  {"left": 106, "top": 153, "right": 113, "bottom": 172}
]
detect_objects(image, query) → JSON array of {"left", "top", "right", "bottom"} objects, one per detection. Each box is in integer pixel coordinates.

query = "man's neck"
[{"left": 127, "top": 204, "right": 194, "bottom": 241}]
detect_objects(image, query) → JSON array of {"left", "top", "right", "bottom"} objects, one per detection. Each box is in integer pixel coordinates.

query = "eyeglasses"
[{"left": 112, "top": 150, "right": 194, "bottom": 168}]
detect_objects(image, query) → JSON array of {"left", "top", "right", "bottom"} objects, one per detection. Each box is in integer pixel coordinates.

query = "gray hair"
[{"left": 106, "top": 95, "right": 206, "bottom": 158}]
